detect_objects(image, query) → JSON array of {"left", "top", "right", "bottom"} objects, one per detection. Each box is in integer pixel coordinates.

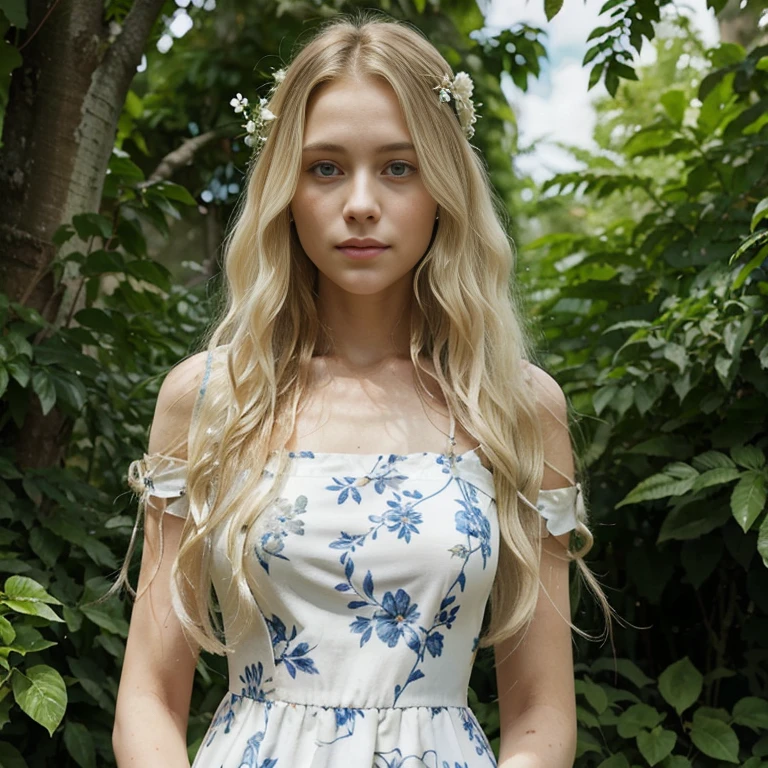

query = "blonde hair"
[{"left": 107, "top": 11, "right": 612, "bottom": 659}]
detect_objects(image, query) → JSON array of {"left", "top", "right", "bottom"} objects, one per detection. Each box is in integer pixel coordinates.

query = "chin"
[{"left": 323, "top": 270, "right": 412, "bottom": 296}]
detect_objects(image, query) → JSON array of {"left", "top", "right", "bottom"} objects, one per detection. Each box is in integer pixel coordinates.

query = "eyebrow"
[{"left": 302, "top": 140, "right": 416, "bottom": 153}]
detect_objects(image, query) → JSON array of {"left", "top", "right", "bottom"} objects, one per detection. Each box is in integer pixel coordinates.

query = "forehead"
[{"left": 303, "top": 75, "right": 412, "bottom": 146}]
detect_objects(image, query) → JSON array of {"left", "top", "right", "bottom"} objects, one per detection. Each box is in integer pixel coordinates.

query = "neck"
[{"left": 314, "top": 273, "right": 414, "bottom": 368}]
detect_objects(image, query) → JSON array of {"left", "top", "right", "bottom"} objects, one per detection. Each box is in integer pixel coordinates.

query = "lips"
[{"left": 336, "top": 245, "right": 389, "bottom": 260}]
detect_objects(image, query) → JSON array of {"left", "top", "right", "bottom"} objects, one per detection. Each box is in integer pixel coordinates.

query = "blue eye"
[
  {"left": 387, "top": 161, "right": 415, "bottom": 177},
  {"left": 312, "top": 162, "right": 338, "bottom": 177},
  {"left": 308, "top": 161, "right": 416, "bottom": 178}
]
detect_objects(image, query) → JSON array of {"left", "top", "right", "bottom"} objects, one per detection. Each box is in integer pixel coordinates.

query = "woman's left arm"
[{"left": 494, "top": 365, "right": 578, "bottom": 768}]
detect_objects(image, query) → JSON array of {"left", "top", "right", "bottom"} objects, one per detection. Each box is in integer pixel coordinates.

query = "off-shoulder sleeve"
[
  {"left": 535, "top": 483, "right": 584, "bottom": 537},
  {"left": 127, "top": 453, "right": 189, "bottom": 519}
]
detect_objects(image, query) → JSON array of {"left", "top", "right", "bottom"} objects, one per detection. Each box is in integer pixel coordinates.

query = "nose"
[{"left": 341, "top": 171, "right": 381, "bottom": 223}]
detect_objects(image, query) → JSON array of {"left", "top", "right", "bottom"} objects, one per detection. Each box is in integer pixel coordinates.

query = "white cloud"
[{"left": 484, "top": 0, "right": 720, "bottom": 180}]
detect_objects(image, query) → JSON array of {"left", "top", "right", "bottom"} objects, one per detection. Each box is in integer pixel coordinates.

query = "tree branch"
[{"left": 147, "top": 128, "right": 228, "bottom": 183}]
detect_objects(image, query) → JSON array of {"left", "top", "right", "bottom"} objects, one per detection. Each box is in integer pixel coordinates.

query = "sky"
[{"left": 481, "top": 0, "right": 721, "bottom": 181}]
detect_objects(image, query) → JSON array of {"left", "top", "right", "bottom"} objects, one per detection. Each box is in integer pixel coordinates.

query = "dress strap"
[
  {"left": 446, "top": 408, "right": 457, "bottom": 459},
  {"left": 191, "top": 347, "right": 214, "bottom": 428}
]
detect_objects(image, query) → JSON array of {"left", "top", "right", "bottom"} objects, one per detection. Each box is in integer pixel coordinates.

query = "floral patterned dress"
[{"left": 129, "top": 411, "right": 581, "bottom": 768}]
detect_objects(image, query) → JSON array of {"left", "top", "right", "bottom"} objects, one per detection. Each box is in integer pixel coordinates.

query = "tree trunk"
[{"left": 0, "top": 0, "right": 166, "bottom": 469}]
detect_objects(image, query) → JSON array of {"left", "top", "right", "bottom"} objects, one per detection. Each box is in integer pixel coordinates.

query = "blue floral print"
[
  {"left": 186, "top": 448, "right": 517, "bottom": 768},
  {"left": 324, "top": 455, "right": 495, "bottom": 706},
  {"left": 326, "top": 454, "right": 410, "bottom": 504},
  {"left": 265, "top": 613, "right": 320, "bottom": 679},
  {"left": 204, "top": 662, "right": 275, "bottom": 747},
  {"left": 315, "top": 707, "right": 367, "bottom": 746}
]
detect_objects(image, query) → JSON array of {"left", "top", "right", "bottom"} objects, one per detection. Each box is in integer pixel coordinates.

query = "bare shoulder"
[
  {"left": 520, "top": 360, "right": 568, "bottom": 424},
  {"left": 147, "top": 350, "right": 212, "bottom": 459},
  {"left": 520, "top": 360, "right": 574, "bottom": 489}
]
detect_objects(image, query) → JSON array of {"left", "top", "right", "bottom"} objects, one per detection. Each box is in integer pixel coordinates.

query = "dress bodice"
[{"left": 125, "top": 413, "right": 584, "bottom": 767}]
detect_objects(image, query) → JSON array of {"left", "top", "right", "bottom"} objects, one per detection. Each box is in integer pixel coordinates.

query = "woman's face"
[{"left": 290, "top": 75, "right": 438, "bottom": 296}]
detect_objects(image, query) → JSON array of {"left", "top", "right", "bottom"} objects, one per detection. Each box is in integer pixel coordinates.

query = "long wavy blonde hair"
[{"left": 111, "top": 11, "right": 612, "bottom": 658}]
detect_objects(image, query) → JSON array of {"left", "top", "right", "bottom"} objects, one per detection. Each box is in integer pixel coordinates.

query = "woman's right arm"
[{"left": 112, "top": 351, "right": 210, "bottom": 767}]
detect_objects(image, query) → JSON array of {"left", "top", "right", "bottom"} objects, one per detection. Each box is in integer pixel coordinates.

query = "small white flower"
[
  {"left": 230, "top": 93, "right": 249, "bottom": 114},
  {"left": 244, "top": 135, "right": 255, "bottom": 147},
  {"left": 433, "top": 71, "right": 479, "bottom": 140},
  {"left": 260, "top": 107, "right": 277, "bottom": 122},
  {"left": 451, "top": 71, "right": 474, "bottom": 102},
  {"left": 273, "top": 68, "right": 286, "bottom": 84},
  {"left": 245, "top": 120, "right": 256, "bottom": 134}
]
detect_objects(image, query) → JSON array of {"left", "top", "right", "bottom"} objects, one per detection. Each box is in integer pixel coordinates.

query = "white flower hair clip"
[
  {"left": 230, "top": 68, "right": 284, "bottom": 156},
  {"left": 434, "top": 71, "right": 481, "bottom": 140}
]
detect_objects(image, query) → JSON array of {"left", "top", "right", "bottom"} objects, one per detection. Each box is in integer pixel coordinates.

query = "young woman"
[{"left": 111, "top": 12, "right": 607, "bottom": 768}]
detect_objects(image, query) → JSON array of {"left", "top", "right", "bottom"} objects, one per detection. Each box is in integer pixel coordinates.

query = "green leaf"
[
  {"left": 63, "top": 721, "right": 96, "bottom": 768},
  {"left": 0, "top": 740, "right": 28, "bottom": 768},
  {"left": 618, "top": 463, "right": 699, "bottom": 507},
  {"left": 71, "top": 213, "right": 113, "bottom": 241},
  {"left": 731, "top": 472, "right": 767, "bottom": 532},
  {"left": 588, "top": 61, "right": 605, "bottom": 90},
  {"left": 729, "top": 230, "right": 768, "bottom": 266},
  {"left": 82, "top": 249, "right": 125, "bottom": 276},
  {"left": 733, "top": 244, "right": 768, "bottom": 290},
  {"left": 661, "top": 757, "right": 692, "bottom": 768},
  {"left": 6, "top": 625, "right": 57, "bottom": 655},
  {"left": 10, "top": 665, "right": 67, "bottom": 736},
  {"left": 637, "top": 726, "right": 676, "bottom": 766},
  {"left": 575, "top": 677, "right": 608, "bottom": 714},
  {"left": 625, "top": 127, "right": 675, "bottom": 157},
  {"left": 660, "top": 90, "right": 686, "bottom": 125},
  {"left": 691, "top": 467, "right": 742, "bottom": 491},
  {"left": 146, "top": 181, "right": 197, "bottom": 206},
  {"left": 593, "top": 385, "right": 617, "bottom": 416},
  {"left": 79, "top": 604, "right": 129, "bottom": 637},
  {"left": 74, "top": 307, "right": 114, "bottom": 332},
  {"left": 125, "top": 259, "right": 172, "bottom": 292},
  {"left": 692, "top": 451, "right": 736, "bottom": 471},
  {"left": 722, "top": 315, "right": 753, "bottom": 359},
  {"left": 689, "top": 713, "right": 740, "bottom": 763},
  {"left": 733, "top": 696, "right": 768, "bottom": 731},
  {"left": 4, "top": 575, "right": 62, "bottom": 605},
  {"left": 107, "top": 155, "right": 144, "bottom": 183},
  {"left": 759, "top": 514, "right": 768, "bottom": 568},
  {"left": 659, "top": 500, "right": 732, "bottom": 542},
  {"left": 731, "top": 446, "right": 766, "bottom": 471},
  {"left": 0, "top": 614, "right": 14, "bottom": 644},
  {"left": 662, "top": 343, "right": 687, "bottom": 373},
  {"left": 591, "top": 657, "right": 653, "bottom": 688},
  {"left": 544, "top": 0, "right": 564, "bottom": 20},
  {"left": 658, "top": 657, "right": 703, "bottom": 715},
  {"left": 617, "top": 703, "right": 664, "bottom": 739},
  {"left": 752, "top": 198, "right": 768, "bottom": 232},
  {"left": 596, "top": 755, "right": 630, "bottom": 768},
  {"left": 0, "top": 0, "right": 28, "bottom": 28},
  {"left": 31, "top": 368, "right": 56, "bottom": 415}
]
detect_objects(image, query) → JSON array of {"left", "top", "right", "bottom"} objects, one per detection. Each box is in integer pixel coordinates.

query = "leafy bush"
[{"left": 512, "top": 38, "right": 768, "bottom": 767}]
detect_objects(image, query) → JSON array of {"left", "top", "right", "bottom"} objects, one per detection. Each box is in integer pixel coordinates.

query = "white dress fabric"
[{"left": 129, "top": 413, "right": 582, "bottom": 768}]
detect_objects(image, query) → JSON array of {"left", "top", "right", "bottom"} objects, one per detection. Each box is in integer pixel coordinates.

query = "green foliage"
[
  {"left": 511, "top": 28, "right": 768, "bottom": 768},
  {"left": 0, "top": 150, "right": 212, "bottom": 763}
]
